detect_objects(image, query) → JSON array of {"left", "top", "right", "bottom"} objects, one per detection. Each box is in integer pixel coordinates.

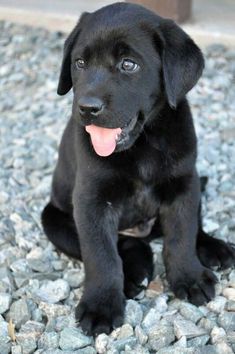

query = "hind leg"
[
  {"left": 197, "top": 229, "right": 235, "bottom": 270},
  {"left": 41, "top": 202, "right": 82, "bottom": 260},
  {"left": 118, "top": 237, "right": 153, "bottom": 298}
]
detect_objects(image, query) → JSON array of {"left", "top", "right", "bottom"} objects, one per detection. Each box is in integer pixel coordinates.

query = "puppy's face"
[
  {"left": 58, "top": 3, "right": 204, "bottom": 157},
  {"left": 72, "top": 22, "right": 162, "bottom": 155}
]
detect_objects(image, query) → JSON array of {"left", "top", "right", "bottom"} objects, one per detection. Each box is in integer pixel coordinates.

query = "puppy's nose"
[{"left": 78, "top": 97, "right": 104, "bottom": 117}]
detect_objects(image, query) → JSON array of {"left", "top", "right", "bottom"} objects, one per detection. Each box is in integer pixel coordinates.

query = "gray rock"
[
  {"left": 39, "top": 301, "right": 71, "bottom": 318},
  {"left": 211, "top": 326, "right": 226, "bottom": 344},
  {"left": 11, "top": 345, "right": 23, "bottom": 354},
  {"left": 198, "top": 317, "right": 217, "bottom": 332},
  {"left": 113, "top": 336, "right": 137, "bottom": 351},
  {"left": 142, "top": 308, "right": 161, "bottom": 331},
  {"left": 207, "top": 296, "right": 227, "bottom": 313},
  {"left": 0, "top": 318, "right": 8, "bottom": 337},
  {"left": 8, "top": 299, "right": 31, "bottom": 329},
  {"left": 218, "top": 312, "right": 235, "bottom": 331},
  {"left": 117, "top": 324, "right": 134, "bottom": 339},
  {"left": 28, "top": 258, "right": 53, "bottom": 273},
  {"left": 95, "top": 333, "right": 112, "bottom": 354},
  {"left": 59, "top": 327, "right": 92, "bottom": 350},
  {"left": 195, "top": 345, "right": 217, "bottom": 354},
  {"left": 38, "top": 331, "right": 59, "bottom": 349},
  {"left": 124, "top": 300, "right": 143, "bottom": 327},
  {"left": 20, "top": 320, "right": 45, "bottom": 338},
  {"left": 173, "top": 335, "right": 187, "bottom": 348},
  {"left": 78, "top": 347, "right": 97, "bottom": 354},
  {"left": 187, "top": 334, "right": 210, "bottom": 347},
  {"left": 0, "top": 335, "right": 11, "bottom": 354},
  {"left": 134, "top": 325, "right": 148, "bottom": 345},
  {"left": 0, "top": 293, "right": 11, "bottom": 314},
  {"left": 52, "top": 260, "right": 68, "bottom": 271},
  {"left": 63, "top": 269, "right": 84, "bottom": 288},
  {"left": 16, "top": 333, "right": 37, "bottom": 354},
  {"left": 174, "top": 318, "right": 206, "bottom": 339},
  {"left": 223, "top": 288, "right": 235, "bottom": 301},
  {"left": 154, "top": 294, "right": 168, "bottom": 313},
  {"left": 226, "top": 300, "right": 235, "bottom": 312},
  {"left": 179, "top": 302, "right": 204, "bottom": 323},
  {"left": 36, "top": 279, "right": 70, "bottom": 303},
  {"left": 122, "top": 344, "right": 150, "bottom": 354},
  {"left": 215, "top": 342, "right": 234, "bottom": 354},
  {"left": 157, "top": 348, "right": 195, "bottom": 354},
  {"left": 147, "top": 324, "right": 175, "bottom": 351}
]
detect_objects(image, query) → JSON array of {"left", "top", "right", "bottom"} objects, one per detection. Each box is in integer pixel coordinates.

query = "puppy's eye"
[
  {"left": 121, "top": 59, "right": 139, "bottom": 72},
  {"left": 75, "top": 58, "right": 85, "bottom": 69}
]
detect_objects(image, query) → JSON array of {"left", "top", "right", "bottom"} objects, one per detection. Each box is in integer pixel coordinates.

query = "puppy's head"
[{"left": 58, "top": 3, "right": 204, "bottom": 157}]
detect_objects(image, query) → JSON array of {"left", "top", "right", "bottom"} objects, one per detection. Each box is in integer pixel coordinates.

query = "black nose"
[{"left": 78, "top": 97, "right": 104, "bottom": 117}]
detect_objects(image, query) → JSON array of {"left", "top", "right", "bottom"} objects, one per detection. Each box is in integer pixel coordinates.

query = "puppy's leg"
[
  {"left": 118, "top": 237, "right": 153, "bottom": 298},
  {"left": 73, "top": 193, "right": 125, "bottom": 336},
  {"left": 160, "top": 173, "right": 217, "bottom": 306},
  {"left": 197, "top": 229, "right": 235, "bottom": 270},
  {"left": 41, "top": 202, "right": 81, "bottom": 259}
]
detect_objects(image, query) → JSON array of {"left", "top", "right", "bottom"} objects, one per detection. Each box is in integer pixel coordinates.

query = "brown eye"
[
  {"left": 75, "top": 58, "right": 85, "bottom": 69},
  {"left": 121, "top": 59, "right": 139, "bottom": 72}
]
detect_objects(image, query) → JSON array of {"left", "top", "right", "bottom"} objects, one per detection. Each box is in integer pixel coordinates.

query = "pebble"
[
  {"left": 211, "top": 326, "right": 227, "bottom": 344},
  {"left": 63, "top": 269, "right": 84, "bottom": 288},
  {"left": 117, "top": 324, "right": 134, "bottom": 339},
  {"left": 207, "top": 296, "right": 227, "bottom": 313},
  {"left": 38, "top": 331, "right": 59, "bottom": 349},
  {"left": 113, "top": 336, "right": 137, "bottom": 351},
  {"left": 134, "top": 325, "right": 148, "bottom": 345},
  {"left": 226, "top": 300, "right": 235, "bottom": 311},
  {"left": 187, "top": 334, "right": 210, "bottom": 347},
  {"left": 36, "top": 279, "right": 70, "bottom": 303},
  {"left": 59, "top": 327, "right": 92, "bottom": 350},
  {"left": 8, "top": 298, "right": 31, "bottom": 329},
  {"left": 142, "top": 308, "right": 161, "bottom": 331},
  {"left": 179, "top": 302, "right": 204, "bottom": 323},
  {"left": 95, "top": 333, "right": 111, "bottom": 353},
  {"left": 124, "top": 300, "right": 143, "bottom": 327},
  {"left": 0, "top": 293, "right": 11, "bottom": 314},
  {"left": 174, "top": 318, "right": 207, "bottom": 339},
  {"left": 223, "top": 288, "right": 235, "bottom": 301},
  {"left": 218, "top": 312, "right": 235, "bottom": 332},
  {"left": 11, "top": 345, "right": 23, "bottom": 354},
  {"left": 147, "top": 324, "right": 175, "bottom": 351}
]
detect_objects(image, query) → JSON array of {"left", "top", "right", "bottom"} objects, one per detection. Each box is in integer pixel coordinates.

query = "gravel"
[{"left": 0, "top": 21, "right": 234, "bottom": 353}]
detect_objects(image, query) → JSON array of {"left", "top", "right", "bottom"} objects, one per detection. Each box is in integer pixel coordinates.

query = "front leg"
[
  {"left": 73, "top": 189, "right": 125, "bottom": 335},
  {"left": 160, "top": 174, "right": 217, "bottom": 306}
]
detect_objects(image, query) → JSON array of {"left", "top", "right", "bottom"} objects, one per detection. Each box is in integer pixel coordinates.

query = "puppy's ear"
[
  {"left": 156, "top": 19, "right": 204, "bottom": 108},
  {"left": 57, "top": 12, "right": 89, "bottom": 95}
]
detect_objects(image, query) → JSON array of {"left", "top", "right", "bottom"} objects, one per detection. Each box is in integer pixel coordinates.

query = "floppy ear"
[
  {"left": 57, "top": 12, "right": 89, "bottom": 95},
  {"left": 156, "top": 19, "right": 204, "bottom": 109}
]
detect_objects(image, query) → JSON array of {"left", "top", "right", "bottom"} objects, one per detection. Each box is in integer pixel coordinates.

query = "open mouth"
[
  {"left": 85, "top": 115, "right": 139, "bottom": 157},
  {"left": 115, "top": 115, "right": 138, "bottom": 146}
]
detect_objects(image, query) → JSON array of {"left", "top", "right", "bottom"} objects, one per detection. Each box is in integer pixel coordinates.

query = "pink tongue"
[{"left": 85, "top": 125, "right": 122, "bottom": 157}]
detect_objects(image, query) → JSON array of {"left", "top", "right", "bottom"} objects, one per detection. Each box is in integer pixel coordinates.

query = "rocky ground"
[{"left": 0, "top": 21, "right": 235, "bottom": 354}]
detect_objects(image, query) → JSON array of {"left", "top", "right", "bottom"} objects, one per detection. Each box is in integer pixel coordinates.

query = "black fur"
[{"left": 41, "top": 2, "right": 235, "bottom": 335}]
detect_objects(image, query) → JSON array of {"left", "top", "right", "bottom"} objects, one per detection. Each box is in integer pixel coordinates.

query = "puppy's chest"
[{"left": 119, "top": 180, "right": 159, "bottom": 233}]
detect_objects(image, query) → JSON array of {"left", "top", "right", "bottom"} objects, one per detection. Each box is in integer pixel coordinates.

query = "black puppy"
[{"left": 42, "top": 2, "right": 235, "bottom": 335}]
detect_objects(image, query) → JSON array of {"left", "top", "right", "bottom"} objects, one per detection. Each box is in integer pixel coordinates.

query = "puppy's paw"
[
  {"left": 118, "top": 238, "right": 153, "bottom": 299},
  {"left": 124, "top": 270, "right": 150, "bottom": 299},
  {"left": 76, "top": 287, "right": 125, "bottom": 336},
  {"left": 170, "top": 267, "right": 217, "bottom": 306},
  {"left": 197, "top": 235, "right": 235, "bottom": 270}
]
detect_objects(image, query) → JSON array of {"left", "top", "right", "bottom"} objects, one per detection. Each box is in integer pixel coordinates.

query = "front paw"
[
  {"left": 169, "top": 266, "right": 217, "bottom": 306},
  {"left": 76, "top": 286, "right": 125, "bottom": 336}
]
